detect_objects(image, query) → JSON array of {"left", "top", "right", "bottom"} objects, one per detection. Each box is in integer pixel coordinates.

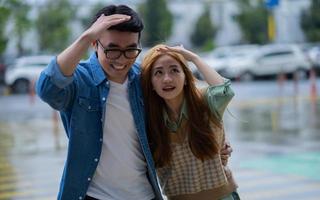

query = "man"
[
  {"left": 37, "top": 5, "right": 162, "bottom": 200},
  {"left": 37, "top": 4, "right": 232, "bottom": 200}
]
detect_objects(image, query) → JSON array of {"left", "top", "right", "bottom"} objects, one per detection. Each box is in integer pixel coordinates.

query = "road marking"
[
  {"left": 230, "top": 96, "right": 319, "bottom": 109},
  {"left": 234, "top": 168, "right": 320, "bottom": 200}
]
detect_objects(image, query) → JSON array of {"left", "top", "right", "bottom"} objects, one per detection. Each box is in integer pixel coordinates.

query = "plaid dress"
[
  {"left": 157, "top": 80, "right": 235, "bottom": 197},
  {"left": 157, "top": 127, "right": 227, "bottom": 197}
]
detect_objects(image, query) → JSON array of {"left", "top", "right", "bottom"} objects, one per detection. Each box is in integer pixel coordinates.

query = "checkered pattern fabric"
[{"left": 157, "top": 134, "right": 228, "bottom": 196}]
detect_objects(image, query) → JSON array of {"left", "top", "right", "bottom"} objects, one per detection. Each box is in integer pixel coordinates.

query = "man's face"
[{"left": 95, "top": 30, "right": 140, "bottom": 83}]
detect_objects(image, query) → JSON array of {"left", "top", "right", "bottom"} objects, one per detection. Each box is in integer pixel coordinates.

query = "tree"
[
  {"left": 7, "top": 0, "right": 32, "bottom": 56},
  {"left": 0, "top": 0, "right": 32, "bottom": 56},
  {"left": 301, "top": 0, "right": 320, "bottom": 42},
  {"left": 35, "top": 0, "right": 74, "bottom": 53},
  {"left": 234, "top": 0, "right": 269, "bottom": 44},
  {"left": 0, "top": 6, "right": 10, "bottom": 57},
  {"left": 139, "top": 0, "right": 173, "bottom": 47},
  {"left": 190, "top": 6, "right": 216, "bottom": 51}
]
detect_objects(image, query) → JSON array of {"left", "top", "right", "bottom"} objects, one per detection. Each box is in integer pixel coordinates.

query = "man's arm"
[
  {"left": 57, "top": 14, "right": 131, "bottom": 76},
  {"left": 36, "top": 14, "right": 131, "bottom": 110}
]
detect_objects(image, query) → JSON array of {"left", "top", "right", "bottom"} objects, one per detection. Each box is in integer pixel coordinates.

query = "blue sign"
[{"left": 265, "top": 0, "right": 279, "bottom": 9}]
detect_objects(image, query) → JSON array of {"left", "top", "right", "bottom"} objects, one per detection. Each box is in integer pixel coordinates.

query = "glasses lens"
[
  {"left": 105, "top": 50, "right": 122, "bottom": 59},
  {"left": 124, "top": 49, "right": 141, "bottom": 59}
]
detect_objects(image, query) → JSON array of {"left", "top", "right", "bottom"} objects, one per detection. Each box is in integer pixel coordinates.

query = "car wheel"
[
  {"left": 240, "top": 71, "right": 254, "bottom": 81},
  {"left": 13, "top": 79, "right": 30, "bottom": 94}
]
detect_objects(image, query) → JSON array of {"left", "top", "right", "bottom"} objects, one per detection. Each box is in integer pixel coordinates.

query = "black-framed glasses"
[{"left": 97, "top": 40, "right": 142, "bottom": 59}]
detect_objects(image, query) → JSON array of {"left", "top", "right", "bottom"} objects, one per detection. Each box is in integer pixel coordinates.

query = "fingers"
[
  {"left": 156, "top": 45, "right": 185, "bottom": 54},
  {"left": 221, "top": 155, "right": 229, "bottom": 166},
  {"left": 221, "top": 140, "right": 233, "bottom": 154},
  {"left": 221, "top": 146, "right": 233, "bottom": 155},
  {"left": 97, "top": 14, "right": 131, "bottom": 28},
  {"left": 221, "top": 141, "right": 233, "bottom": 166},
  {"left": 98, "top": 14, "right": 131, "bottom": 21},
  {"left": 88, "top": 14, "right": 131, "bottom": 41}
]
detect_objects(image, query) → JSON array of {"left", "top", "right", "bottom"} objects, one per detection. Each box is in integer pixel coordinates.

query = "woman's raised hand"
[{"left": 156, "top": 45, "right": 200, "bottom": 63}]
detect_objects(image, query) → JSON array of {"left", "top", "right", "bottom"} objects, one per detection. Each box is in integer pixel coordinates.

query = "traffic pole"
[
  {"left": 293, "top": 71, "right": 299, "bottom": 95},
  {"left": 277, "top": 72, "right": 286, "bottom": 94},
  {"left": 309, "top": 68, "right": 317, "bottom": 109},
  {"left": 292, "top": 71, "right": 300, "bottom": 110},
  {"left": 53, "top": 110, "right": 61, "bottom": 150},
  {"left": 29, "top": 78, "right": 36, "bottom": 105}
]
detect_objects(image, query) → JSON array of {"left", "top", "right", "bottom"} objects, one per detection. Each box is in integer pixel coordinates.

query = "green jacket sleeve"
[{"left": 204, "top": 79, "right": 235, "bottom": 120}]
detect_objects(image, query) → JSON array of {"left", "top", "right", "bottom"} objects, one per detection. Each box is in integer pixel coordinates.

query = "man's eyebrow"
[{"left": 106, "top": 43, "right": 138, "bottom": 48}]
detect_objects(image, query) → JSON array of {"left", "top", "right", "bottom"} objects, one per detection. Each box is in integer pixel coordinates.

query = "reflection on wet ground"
[
  {"left": 224, "top": 80, "right": 320, "bottom": 200},
  {"left": 0, "top": 116, "right": 66, "bottom": 199},
  {"left": 0, "top": 79, "right": 319, "bottom": 200}
]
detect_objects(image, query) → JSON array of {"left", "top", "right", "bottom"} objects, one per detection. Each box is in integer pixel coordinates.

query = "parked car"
[
  {"left": 308, "top": 45, "right": 320, "bottom": 68},
  {"left": 203, "top": 45, "right": 260, "bottom": 73},
  {"left": 5, "top": 55, "right": 53, "bottom": 93},
  {"left": 222, "top": 44, "right": 312, "bottom": 81}
]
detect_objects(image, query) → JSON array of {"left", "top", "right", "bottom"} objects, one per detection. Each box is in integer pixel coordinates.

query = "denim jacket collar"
[{"left": 90, "top": 52, "right": 138, "bottom": 86}]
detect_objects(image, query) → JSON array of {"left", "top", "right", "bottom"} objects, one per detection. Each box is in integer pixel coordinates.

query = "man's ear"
[{"left": 92, "top": 41, "right": 98, "bottom": 51}]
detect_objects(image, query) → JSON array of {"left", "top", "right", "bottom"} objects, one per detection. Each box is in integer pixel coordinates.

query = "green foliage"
[
  {"left": 79, "top": 2, "right": 105, "bottom": 30},
  {"left": 201, "top": 40, "right": 215, "bottom": 52},
  {"left": 9, "top": 0, "right": 32, "bottom": 56},
  {"left": 190, "top": 7, "right": 216, "bottom": 51},
  {"left": 234, "top": 0, "right": 269, "bottom": 44},
  {"left": 0, "top": 6, "right": 10, "bottom": 56},
  {"left": 35, "top": 0, "right": 74, "bottom": 53},
  {"left": 0, "top": 0, "right": 32, "bottom": 56},
  {"left": 139, "top": 0, "right": 173, "bottom": 47},
  {"left": 301, "top": 0, "right": 320, "bottom": 42}
]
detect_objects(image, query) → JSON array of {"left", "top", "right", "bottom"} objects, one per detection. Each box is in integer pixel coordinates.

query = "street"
[{"left": 0, "top": 78, "right": 319, "bottom": 200}]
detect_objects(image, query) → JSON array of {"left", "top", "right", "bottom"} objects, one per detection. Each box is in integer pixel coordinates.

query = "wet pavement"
[{"left": 0, "top": 78, "right": 319, "bottom": 200}]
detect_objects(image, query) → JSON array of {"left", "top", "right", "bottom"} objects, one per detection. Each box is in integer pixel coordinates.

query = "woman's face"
[{"left": 151, "top": 55, "right": 186, "bottom": 102}]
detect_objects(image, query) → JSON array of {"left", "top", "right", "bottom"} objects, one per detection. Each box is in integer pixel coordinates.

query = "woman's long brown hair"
[{"left": 141, "top": 45, "right": 222, "bottom": 168}]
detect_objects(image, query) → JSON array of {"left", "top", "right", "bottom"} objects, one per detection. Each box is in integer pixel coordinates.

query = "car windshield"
[{"left": 211, "top": 45, "right": 259, "bottom": 59}]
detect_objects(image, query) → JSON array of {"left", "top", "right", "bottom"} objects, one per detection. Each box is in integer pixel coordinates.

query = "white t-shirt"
[{"left": 87, "top": 79, "right": 154, "bottom": 200}]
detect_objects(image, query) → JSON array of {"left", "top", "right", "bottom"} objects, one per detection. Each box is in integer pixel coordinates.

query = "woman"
[{"left": 141, "top": 44, "right": 240, "bottom": 200}]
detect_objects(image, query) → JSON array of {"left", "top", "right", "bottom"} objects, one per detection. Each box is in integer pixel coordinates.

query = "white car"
[
  {"left": 223, "top": 44, "right": 312, "bottom": 81},
  {"left": 5, "top": 55, "right": 53, "bottom": 93},
  {"left": 308, "top": 46, "right": 320, "bottom": 68},
  {"left": 203, "top": 45, "right": 260, "bottom": 73}
]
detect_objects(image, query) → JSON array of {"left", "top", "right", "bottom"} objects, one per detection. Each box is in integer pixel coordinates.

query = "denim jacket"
[{"left": 36, "top": 53, "right": 163, "bottom": 200}]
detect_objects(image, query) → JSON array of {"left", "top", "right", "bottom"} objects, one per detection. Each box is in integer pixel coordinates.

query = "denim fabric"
[{"left": 36, "top": 53, "right": 163, "bottom": 200}]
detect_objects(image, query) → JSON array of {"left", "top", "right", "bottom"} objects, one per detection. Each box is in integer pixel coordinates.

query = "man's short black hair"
[{"left": 92, "top": 5, "right": 144, "bottom": 38}]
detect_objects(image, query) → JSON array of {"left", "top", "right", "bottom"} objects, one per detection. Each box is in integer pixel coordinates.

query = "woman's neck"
[{"left": 165, "top": 95, "right": 184, "bottom": 122}]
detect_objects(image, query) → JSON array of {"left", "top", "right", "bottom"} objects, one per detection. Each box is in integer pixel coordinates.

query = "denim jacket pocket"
[{"left": 78, "top": 97, "right": 100, "bottom": 112}]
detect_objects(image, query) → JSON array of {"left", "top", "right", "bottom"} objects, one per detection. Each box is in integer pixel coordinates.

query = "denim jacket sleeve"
[
  {"left": 205, "top": 79, "right": 235, "bottom": 120},
  {"left": 36, "top": 57, "right": 76, "bottom": 111}
]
